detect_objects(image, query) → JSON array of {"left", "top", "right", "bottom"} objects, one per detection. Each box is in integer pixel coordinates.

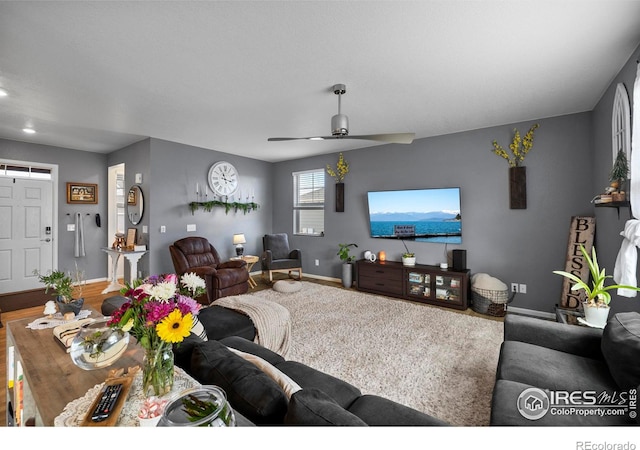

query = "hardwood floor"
[{"left": 0, "top": 273, "right": 501, "bottom": 426}]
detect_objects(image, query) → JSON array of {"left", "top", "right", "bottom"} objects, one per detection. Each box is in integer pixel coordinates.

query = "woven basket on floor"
[{"left": 470, "top": 287, "right": 514, "bottom": 317}]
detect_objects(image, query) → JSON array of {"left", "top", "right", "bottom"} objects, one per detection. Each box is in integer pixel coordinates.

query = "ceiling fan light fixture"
[{"left": 331, "top": 113, "right": 349, "bottom": 136}]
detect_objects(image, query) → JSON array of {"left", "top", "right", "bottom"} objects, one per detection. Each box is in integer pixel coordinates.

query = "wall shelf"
[
  {"left": 594, "top": 200, "right": 630, "bottom": 219},
  {"left": 189, "top": 201, "right": 259, "bottom": 215}
]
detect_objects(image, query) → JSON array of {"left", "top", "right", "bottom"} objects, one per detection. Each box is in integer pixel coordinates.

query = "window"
[
  {"left": 0, "top": 163, "right": 52, "bottom": 180},
  {"left": 293, "top": 169, "right": 325, "bottom": 236},
  {"left": 612, "top": 82, "right": 631, "bottom": 165}
]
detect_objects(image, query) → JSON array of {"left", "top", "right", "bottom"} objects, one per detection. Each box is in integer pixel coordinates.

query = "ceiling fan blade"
[
  {"left": 341, "top": 133, "right": 415, "bottom": 144},
  {"left": 268, "top": 133, "right": 415, "bottom": 144},
  {"left": 267, "top": 136, "right": 333, "bottom": 142}
]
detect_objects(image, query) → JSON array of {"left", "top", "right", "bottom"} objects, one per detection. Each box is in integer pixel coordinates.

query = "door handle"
[{"left": 41, "top": 238, "right": 52, "bottom": 242}]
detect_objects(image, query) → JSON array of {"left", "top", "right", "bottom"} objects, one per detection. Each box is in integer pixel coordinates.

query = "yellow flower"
[
  {"left": 491, "top": 124, "right": 539, "bottom": 167},
  {"left": 155, "top": 310, "right": 193, "bottom": 343},
  {"left": 327, "top": 153, "right": 350, "bottom": 182}
]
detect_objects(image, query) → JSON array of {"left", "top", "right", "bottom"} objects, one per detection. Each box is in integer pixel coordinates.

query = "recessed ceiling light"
[
  {"left": 0, "top": 88, "right": 8, "bottom": 97},
  {"left": 23, "top": 127, "right": 36, "bottom": 134}
]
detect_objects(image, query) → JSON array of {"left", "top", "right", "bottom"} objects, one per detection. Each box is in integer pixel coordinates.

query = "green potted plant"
[
  {"left": 34, "top": 265, "right": 85, "bottom": 315},
  {"left": 609, "top": 149, "right": 629, "bottom": 201},
  {"left": 401, "top": 240, "right": 416, "bottom": 266},
  {"left": 337, "top": 243, "right": 358, "bottom": 288},
  {"left": 553, "top": 244, "right": 640, "bottom": 327}
]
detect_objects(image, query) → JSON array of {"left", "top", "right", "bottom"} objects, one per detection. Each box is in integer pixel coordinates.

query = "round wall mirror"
[{"left": 127, "top": 185, "right": 144, "bottom": 225}]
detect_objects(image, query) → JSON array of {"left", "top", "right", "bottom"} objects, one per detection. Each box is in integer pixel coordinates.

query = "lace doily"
[
  {"left": 26, "top": 310, "right": 93, "bottom": 329},
  {"left": 54, "top": 366, "right": 201, "bottom": 427}
]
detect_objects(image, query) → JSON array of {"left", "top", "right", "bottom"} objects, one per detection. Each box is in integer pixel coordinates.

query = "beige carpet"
[{"left": 245, "top": 281, "right": 504, "bottom": 426}]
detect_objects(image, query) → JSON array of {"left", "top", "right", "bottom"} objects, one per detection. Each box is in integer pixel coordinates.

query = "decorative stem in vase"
[{"left": 142, "top": 341, "right": 174, "bottom": 398}]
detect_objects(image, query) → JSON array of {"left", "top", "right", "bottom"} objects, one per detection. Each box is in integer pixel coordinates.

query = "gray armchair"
[{"left": 261, "top": 233, "right": 302, "bottom": 283}]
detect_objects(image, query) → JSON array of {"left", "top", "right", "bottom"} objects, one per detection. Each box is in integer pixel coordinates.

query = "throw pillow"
[
  {"left": 191, "top": 315, "right": 208, "bottom": 341},
  {"left": 227, "top": 347, "right": 302, "bottom": 399},
  {"left": 284, "top": 388, "right": 367, "bottom": 426},
  {"left": 190, "top": 340, "right": 288, "bottom": 425},
  {"left": 601, "top": 312, "right": 640, "bottom": 390}
]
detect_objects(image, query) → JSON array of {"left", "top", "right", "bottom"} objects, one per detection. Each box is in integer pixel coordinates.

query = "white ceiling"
[{"left": 1, "top": 1, "right": 639, "bottom": 163}]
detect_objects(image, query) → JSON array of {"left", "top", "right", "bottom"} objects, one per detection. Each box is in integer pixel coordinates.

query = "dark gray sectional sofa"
[
  {"left": 491, "top": 312, "right": 640, "bottom": 426},
  {"left": 172, "top": 305, "right": 447, "bottom": 426}
]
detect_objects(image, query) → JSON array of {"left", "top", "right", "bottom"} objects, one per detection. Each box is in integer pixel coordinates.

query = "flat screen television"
[{"left": 366, "top": 187, "right": 462, "bottom": 244}]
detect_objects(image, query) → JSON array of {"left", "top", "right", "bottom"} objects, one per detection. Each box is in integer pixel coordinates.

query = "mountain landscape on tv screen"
[{"left": 369, "top": 211, "right": 460, "bottom": 221}]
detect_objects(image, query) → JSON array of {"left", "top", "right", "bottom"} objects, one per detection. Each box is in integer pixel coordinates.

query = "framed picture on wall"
[
  {"left": 67, "top": 182, "right": 98, "bottom": 204},
  {"left": 128, "top": 188, "right": 137, "bottom": 205}
]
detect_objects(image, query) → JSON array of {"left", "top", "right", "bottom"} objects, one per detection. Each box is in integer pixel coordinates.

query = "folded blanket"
[{"left": 214, "top": 295, "right": 291, "bottom": 358}]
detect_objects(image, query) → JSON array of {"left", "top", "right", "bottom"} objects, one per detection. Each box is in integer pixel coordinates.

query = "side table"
[
  {"left": 231, "top": 255, "right": 260, "bottom": 288},
  {"left": 101, "top": 247, "right": 148, "bottom": 293}
]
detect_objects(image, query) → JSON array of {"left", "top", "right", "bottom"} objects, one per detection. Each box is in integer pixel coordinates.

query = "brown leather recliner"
[{"left": 169, "top": 236, "right": 249, "bottom": 304}]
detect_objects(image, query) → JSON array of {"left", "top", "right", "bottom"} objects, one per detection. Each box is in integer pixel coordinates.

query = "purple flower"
[{"left": 176, "top": 294, "right": 201, "bottom": 316}]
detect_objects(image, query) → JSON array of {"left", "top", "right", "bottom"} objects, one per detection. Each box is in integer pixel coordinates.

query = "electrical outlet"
[
  {"left": 315, "top": 259, "right": 320, "bottom": 266},
  {"left": 160, "top": 225, "right": 166, "bottom": 233},
  {"left": 187, "top": 224, "right": 196, "bottom": 232},
  {"left": 511, "top": 283, "right": 519, "bottom": 293},
  {"left": 519, "top": 284, "right": 527, "bottom": 294},
  {"left": 67, "top": 224, "right": 75, "bottom": 231}
]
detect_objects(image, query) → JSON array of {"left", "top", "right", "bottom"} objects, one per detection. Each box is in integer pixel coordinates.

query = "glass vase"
[
  {"left": 142, "top": 342, "right": 174, "bottom": 398},
  {"left": 158, "top": 386, "right": 236, "bottom": 427}
]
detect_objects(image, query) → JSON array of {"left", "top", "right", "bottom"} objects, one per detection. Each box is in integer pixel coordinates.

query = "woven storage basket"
[{"left": 471, "top": 287, "right": 513, "bottom": 317}]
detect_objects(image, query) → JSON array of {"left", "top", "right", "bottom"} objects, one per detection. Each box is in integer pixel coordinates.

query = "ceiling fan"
[{"left": 267, "top": 84, "right": 415, "bottom": 144}]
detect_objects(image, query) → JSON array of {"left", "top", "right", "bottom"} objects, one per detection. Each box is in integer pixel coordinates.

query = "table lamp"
[{"left": 233, "top": 233, "right": 246, "bottom": 256}]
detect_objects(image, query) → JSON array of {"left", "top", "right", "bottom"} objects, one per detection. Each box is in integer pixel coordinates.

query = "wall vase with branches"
[
  {"left": 327, "top": 153, "right": 350, "bottom": 212},
  {"left": 491, "top": 124, "right": 539, "bottom": 210}
]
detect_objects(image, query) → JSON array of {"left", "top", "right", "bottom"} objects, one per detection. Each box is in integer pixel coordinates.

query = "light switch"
[
  {"left": 142, "top": 225, "right": 148, "bottom": 234},
  {"left": 135, "top": 173, "right": 143, "bottom": 184},
  {"left": 67, "top": 224, "right": 75, "bottom": 231},
  {"left": 187, "top": 224, "right": 196, "bottom": 232}
]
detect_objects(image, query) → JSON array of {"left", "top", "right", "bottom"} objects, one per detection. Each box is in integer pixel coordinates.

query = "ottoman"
[{"left": 273, "top": 280, "right": 303, "bottom": 293}]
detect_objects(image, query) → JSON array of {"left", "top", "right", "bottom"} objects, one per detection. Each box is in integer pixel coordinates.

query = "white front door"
[{"left": 0, "top": 177, "right": 54, "bottom": 293}]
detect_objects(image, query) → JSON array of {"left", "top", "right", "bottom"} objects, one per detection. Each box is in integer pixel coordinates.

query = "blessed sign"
[{"left": 559, "top": 216, "right": 596, "bottom": 309}]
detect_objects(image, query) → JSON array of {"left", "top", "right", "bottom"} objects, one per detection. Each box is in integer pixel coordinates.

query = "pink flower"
[
  {"left": 176, "top": 294, "right": 201, "bottom": 316},
  {"left": 145, "top": 300, "right": 173, "bottom": 323},
  {"left": 164, "top": 273, "right": 178, "bottom": 284}
]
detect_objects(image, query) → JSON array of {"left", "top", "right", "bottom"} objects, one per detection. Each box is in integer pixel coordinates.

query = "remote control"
[{"left": 90, "top": 383, "right": 123, "bottom": 422}]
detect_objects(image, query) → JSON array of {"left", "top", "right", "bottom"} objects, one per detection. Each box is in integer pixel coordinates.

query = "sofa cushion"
[
  {"left": 347, "top": 394, "right": 448, "bottom": 426},
  {"left": 496, "top": 340, "right": 618, "bottom": 393},
  {"left": 227, "top": 347, "right": 302, "bottom": 399},
  {"left": 220, "top": 335, "right": 287, "bottom": 366},
  {"left": 601, "top": 312, "right": 640, "bottom": 390},
  {"left": 275, "top": 360, "right": 362, "bottom": 409},
  {"left": 190, "top": 340, "right": 288, "bottom": 425},
  {"left": 172, "top": 332, "right": 206, "bottom": 373},
  {"left": 283, "top": 388, "right": 367, "bottom": 426},
  {"left": 197, "top": 305, "right": 255, "bottom": 341}
]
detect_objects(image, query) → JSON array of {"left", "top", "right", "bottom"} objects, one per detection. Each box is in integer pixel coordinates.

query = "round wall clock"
[{"left": 208, "top": 161, "right": 239, "bottom": 197}]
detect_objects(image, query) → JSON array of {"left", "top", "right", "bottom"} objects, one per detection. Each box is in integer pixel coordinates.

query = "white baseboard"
[
  {"left": 508, "top": 306, "right": 555, "bottom": 320},
  {"left": 249, "top": 271, "right": 341, "bottom": 284}
]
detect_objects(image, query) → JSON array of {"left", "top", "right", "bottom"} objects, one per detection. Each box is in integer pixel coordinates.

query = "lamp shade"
[{"left": 233, "top": 234, "right": 246, "bottom": 245}]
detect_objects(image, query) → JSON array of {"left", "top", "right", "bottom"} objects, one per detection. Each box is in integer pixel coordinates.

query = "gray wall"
[
  {"left": 591, "top": 44, "right": 640, "bottom": 316},
  {"left": 0, "top": 139, "right": 109, "bottom": 280},
  {"left": 272, "top": 113, "right": 594, "bottom": 314},
  {"left": 147, "top": 138, "right": 273, "bottom": 275}
]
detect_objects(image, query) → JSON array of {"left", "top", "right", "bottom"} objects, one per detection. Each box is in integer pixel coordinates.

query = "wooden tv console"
[{"left": 356, "top": 259, "right": 469, "bottom": 310}]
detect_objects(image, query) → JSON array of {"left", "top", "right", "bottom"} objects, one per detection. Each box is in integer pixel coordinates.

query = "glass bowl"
[{"left": 158, "top": 385, "right": 236, "bottom": 427}]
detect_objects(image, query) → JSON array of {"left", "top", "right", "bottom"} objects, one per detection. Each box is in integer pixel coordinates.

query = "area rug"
[{"left": 244, "top": 282, "right": 504, "bottom": 426}]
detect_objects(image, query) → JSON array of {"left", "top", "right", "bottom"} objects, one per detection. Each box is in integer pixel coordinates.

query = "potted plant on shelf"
[
  {"left": 337, "top": 243, "right": 358, "bottom": 288},
  {"left": 553, "top": 244, "right": 640, "bottom": 328},
  {"left": 609, "top": 149, "right": 629, "bottom": 202},
  {"left": 34, "top": 264, "right": 85, "bottom": 316},
  {"left": 401, "top": 240, "right": 416, "bottom": 266}
]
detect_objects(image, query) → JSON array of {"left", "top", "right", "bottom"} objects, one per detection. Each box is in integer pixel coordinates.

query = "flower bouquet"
[{"left": 108, "top": 273, "right": 206, "bottom": 397}]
